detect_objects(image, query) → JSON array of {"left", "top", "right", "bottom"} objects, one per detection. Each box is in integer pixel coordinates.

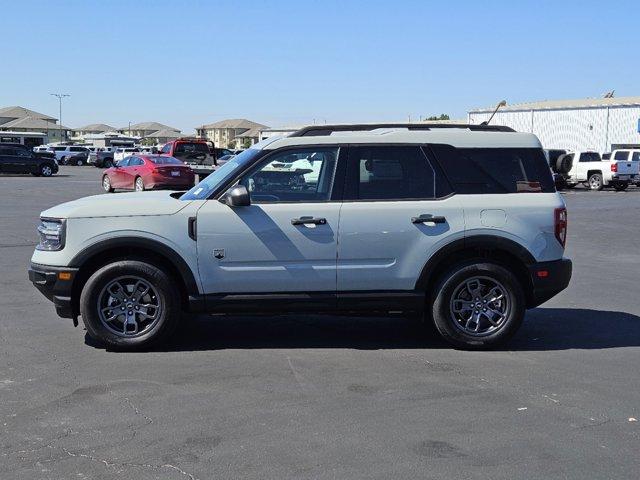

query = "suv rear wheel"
[
  {"left": 430, "top": 261, "right": 525, "bottom": 349},
  {"left": 80, "top": 260, "right": 181, "bottom": 350},
  {"left": 39, "top": 163, "right": 54, "bottom": 177}
]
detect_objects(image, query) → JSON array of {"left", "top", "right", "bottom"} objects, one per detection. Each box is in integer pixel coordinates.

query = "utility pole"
[{"left": 50, "top": 93, "right": 70, "bottom": 142}]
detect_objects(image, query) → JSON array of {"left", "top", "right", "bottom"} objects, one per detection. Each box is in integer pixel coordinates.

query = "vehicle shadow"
[{"left": 90, "top": 307, "right": 640, "bottom": 352}]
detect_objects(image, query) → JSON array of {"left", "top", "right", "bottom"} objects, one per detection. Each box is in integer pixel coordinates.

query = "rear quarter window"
[{"left": 429, "top": 145, "right": 555, "bottom": 194}]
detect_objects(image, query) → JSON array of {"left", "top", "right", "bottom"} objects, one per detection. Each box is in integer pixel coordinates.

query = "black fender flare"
[
  {"left": 415, "top": 235, "right": 536, "bottom": 291},
  {"left": 69, "top": 237, "right": 199, "bottom": 295}
]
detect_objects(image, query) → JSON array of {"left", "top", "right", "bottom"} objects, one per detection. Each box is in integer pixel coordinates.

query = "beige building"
[
  {"left": 145, "top": 128, "right": 185, "bottom": 145},
  {"left": 195, "top": 119, "right": 268, "bottom": 148},
  {"left": 0, "top": 106, "right": 70, "bottom": 143},
  {"left": 70, "top": 123, "right": 117, "bottom": 141},
  {"left": 117, "top": 122, "right": 180, "bottom": 139}
]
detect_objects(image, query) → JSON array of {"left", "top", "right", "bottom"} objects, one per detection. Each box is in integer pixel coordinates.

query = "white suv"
[{"left": 29, "top": 124, "right": 572, "bottom": 350}]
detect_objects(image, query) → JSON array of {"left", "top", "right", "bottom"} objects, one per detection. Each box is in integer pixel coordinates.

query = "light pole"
[
  {"left": 482, "top": 100, "right": 507, "bottom": 126},
  {"left": 50, "top": 93, "right": 70, "bottom": 142}
]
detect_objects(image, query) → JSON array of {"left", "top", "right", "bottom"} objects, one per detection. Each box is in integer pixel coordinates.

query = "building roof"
[
  {"left": 74, "top": 123, "right": 116, "bottom": 132},
  {"left": 200, "top": 118, "right": 268, "bottom": 130},
  {"left": 234, "top": 126, "right": 262, "bottom": 138},
  {"left": 470, "top": 96, "right": 640, "bottom": 113},
  {"left": 145, "top": 128, "right": 184, "bottom": 139},
  {"left": 0, "top": 106, "right": 56, "bottom": 121},
  {"left": 118, "top": 122, "right": 180, "bottom": 132},
  {"left": 0, "top": 117, "right": 70, "bottom": 130}
]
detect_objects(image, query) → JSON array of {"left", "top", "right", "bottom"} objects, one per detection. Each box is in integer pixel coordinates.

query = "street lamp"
[
  {"left": 50, "top": 93, "right": 70, "bottom": 142},
  {"left": 482, "top": 100, "right": 507, "bottom": 126}
]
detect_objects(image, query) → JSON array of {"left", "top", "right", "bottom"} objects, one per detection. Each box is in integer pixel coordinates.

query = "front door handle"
[
  {"left": 291, "top": 217, "right": 327, "bottom": 226},
  {"left": 411, "top": 214, "right": 446, "bottom": 224}
]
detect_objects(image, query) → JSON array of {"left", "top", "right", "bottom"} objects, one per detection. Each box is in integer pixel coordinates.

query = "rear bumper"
[
  {"left": 527, "top": 258, "right": 572, "bottom": 308},
  {"left": 28, "top": 263, "right": 79, "bottom": 319}
]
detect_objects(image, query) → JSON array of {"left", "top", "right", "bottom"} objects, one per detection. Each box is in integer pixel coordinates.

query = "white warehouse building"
[{"left": 468, "top": 96, "right": 640, "bottom": 153}]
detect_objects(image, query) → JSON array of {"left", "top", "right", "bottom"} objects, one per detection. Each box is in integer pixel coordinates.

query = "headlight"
[{"left": 36, "top": 218, "right": 65, "bottom": 251}]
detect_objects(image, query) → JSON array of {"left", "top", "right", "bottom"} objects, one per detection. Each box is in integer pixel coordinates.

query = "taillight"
[
  {"left": 611, "top": 163, "right": 618, "bottom": 172},
  {"left": 555, "top": 207, "right": 567, "bottom": 248}
]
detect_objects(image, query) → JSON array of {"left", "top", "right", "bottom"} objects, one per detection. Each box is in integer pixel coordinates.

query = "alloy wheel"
[
  {"left": 449, "top": 276, "right": 510, "bottom": 336},
  {"left": 135, "top": 178, "right": 144, "bottom": 191},
  {"left": 97, "top": 276, "right": 162, "bottom": 337}
]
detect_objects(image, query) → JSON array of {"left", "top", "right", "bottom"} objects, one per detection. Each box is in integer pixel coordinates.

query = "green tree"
[{"left": 425, "top": 114, "right": 450, "bottom": 121}]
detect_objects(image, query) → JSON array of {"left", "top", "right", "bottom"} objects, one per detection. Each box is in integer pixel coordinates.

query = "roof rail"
[{"left": 289, "top": 123, "right": 515, "bottom": 137}]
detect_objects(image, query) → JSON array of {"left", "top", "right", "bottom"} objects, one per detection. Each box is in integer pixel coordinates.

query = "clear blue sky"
[{"left": 2, "top": 0, "right": 638, "bottom": 132}]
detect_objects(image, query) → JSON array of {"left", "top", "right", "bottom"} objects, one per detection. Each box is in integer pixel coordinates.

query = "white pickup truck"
[{"left": 563, "top": 150, "right": 639, "bottom": 191}]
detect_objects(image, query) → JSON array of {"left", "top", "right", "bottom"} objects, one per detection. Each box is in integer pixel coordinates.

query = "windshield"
[{"left": 180, "top": 148, "right": 263, "bottom": 200}]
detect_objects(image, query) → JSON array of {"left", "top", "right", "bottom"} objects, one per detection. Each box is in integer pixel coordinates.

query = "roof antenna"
[{"left": 481, "top": 100, "right": 507, "bottom": 125}]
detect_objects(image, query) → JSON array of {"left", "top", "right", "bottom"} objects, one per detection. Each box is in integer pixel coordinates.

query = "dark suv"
[{"left": 0, "top": 143, "right": 58, "bottom": 176}]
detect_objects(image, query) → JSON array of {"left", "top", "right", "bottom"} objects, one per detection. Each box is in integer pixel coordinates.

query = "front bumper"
[
  {"left": 28, "top": 263, "right": 79, "bottom": 319},
  {"left": 527, "top": 258, "right": 572, "bottom": 308}
]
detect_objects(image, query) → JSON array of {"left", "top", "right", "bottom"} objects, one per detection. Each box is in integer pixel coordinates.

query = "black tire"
[
  {"left": 60, "top": 156, "right": 66, "bottom": 165},
  {"left": 102, "top": 175, "right": 114, "bottom": 193},
  {"left": 588, "top": 173, "right": 604, "bottom": 191},
  {"left": 75, "top": 158, "right": 85, "bottom": 166},
  {"left": 80, "top": 260, "right": 181, "bottom": 351},
  {"left": 555, "top": 155, "right": 573, "bottom": 174},
  {"left": 430, "top": 261, "right": 526, "bottom": 350},
  {"left": 39, "top": 163, "right": 54, "bottom": 177},
  {"left": 613, "top": 182, "right": 628, "bottom": 191}
]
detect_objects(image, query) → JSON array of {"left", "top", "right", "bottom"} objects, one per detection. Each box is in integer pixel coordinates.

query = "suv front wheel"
[
  {"left": 80, "top": 260, "right": 181, "bottom": 350},
  {"left": 430, "top": 261, "right": 525, "bottom": 349}
]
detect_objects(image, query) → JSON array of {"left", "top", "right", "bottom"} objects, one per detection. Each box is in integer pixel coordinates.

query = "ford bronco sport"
[{"left": 29, "top": 124, "right": 572, "bottom": 350}]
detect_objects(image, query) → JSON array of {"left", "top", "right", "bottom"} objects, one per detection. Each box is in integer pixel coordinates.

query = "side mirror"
[{"left": 220, "top": 185, "right": 250, "bottom": 207}]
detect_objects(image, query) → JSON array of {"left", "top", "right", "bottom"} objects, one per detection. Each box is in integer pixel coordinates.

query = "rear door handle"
[
  {"left": 411, "top": 214, "right": 446, "bottom": 224},
  {"left": 291, "top": 217, "right": 327, "bottom": 226}
]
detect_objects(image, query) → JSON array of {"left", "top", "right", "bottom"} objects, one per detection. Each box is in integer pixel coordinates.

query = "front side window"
[
  {"left": 129, "top": 157, "right": 144, "bottom": 166},
  {"left": 614, "top": 151, "right": 630, "bottom": 161},
  {"left": 431, "top": 145, "right": 555, "bottom": 194},
  {"left": 239, "top": 147, "right": 338, "bottom": 203},
  {"left": 347, "top": 146, "right": 440, "bottom": 200},
  {"left": 116, "top": 158, "right": 130, "bottom": 167}
]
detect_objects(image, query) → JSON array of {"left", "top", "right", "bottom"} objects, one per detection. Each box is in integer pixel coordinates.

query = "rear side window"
[
  {"left": 346, "top": 146, "right": 451, "bottom": 200},
  {"left": 580, "top": 152, "right": 601, "bottom": 162},
  {"left": 632, "top": 152, "right": 640, "bottom": 162},
  {"left": 430, "top": 145, "right": 555, "bottom": 194},
  {"left": 614, "top": 151, "right": 630, "bottom": 161}
]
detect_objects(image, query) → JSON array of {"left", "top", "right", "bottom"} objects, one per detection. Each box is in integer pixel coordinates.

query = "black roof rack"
[{"left": 289, "top": 123, "right": 515, "bottom": 137}]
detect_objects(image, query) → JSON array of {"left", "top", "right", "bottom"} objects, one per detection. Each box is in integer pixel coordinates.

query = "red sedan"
[{"left": 102, "top": 155, "right": 195, "bottom": 192}]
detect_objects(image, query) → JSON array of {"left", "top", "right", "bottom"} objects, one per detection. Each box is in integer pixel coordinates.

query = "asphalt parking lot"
[{"left": 1, "top": 167, "right": 639, "bottom": 479}]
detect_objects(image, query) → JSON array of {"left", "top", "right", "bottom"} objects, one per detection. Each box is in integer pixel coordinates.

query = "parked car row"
[{"left": 545, "top": 148, "right": 640, "bottom": 191}]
